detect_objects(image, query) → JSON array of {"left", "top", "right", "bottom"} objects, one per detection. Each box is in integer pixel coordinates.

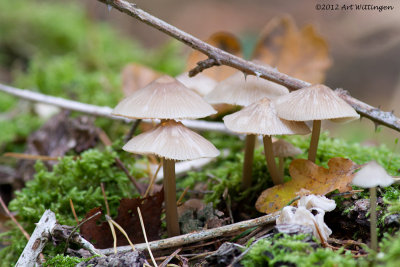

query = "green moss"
[
  {"left": 240, "top": 234, "right": 361, "bottom": 267},
  {"left": 43, "top": 254, "right": 97, "bottom": 267},
  {"left": 0, "top": 147, "right": 144, "bottom": 266}
]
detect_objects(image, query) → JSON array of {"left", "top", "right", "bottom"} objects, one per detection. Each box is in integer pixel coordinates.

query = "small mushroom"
[
  {"left": 112, "top": 75, "right": 219, "bottom": 237},
  {"left": 351, "top": 161, "right": 394, "bottom": 251},
  {"left": 205, "top": 72, "right": 289, "bottom": 188},
  {"left": 272, "top": 139, "right": 302, "bottom": 182},
  {"left": 223, "top": 98, "right": 310, "bottom": 185},
  {"left": 176, "top": 72, "right": 217, "bottom": 96},
  {"left": 274, "top": 84, "right": 359, "bottom": 163}
]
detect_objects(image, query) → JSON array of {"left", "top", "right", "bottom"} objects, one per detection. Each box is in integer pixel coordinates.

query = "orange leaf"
[
  {"left": 255, "top": 158, "right": 358, "bottom": 214},
  {"left": 186, "top": 32, "right": 242, "bottom": 81},
  {"left": 253, "top": 16, "right": 332, "bottom": 84}
]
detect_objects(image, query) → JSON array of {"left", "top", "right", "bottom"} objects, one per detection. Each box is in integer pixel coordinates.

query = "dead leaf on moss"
[
  {"left": 80, "top": 189, "right": 163, "bottom": 249},
  {"left": 121, "top": 63, "right": 161, "bottom": 97},
  {"left": 186, "top": 32, "right": 241, "bottom": 81},
  {"left": 255, "top": 158, "right": 358, "bottom": 214},
  {"left": 253, "top": 16, "right": 332, "bottom": 84}
]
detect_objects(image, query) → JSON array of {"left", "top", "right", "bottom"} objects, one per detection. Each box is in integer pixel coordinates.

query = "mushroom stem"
[
  {"left": 263, "top": 135, "right": 281, "bottom": 185},
  {"left": 242, "top": 134, "right": 256, "bottom": 189},
  {"left": 278, "top": 156, "right": 284, "bottom": 182},
  {"left": 163, "top": 158, "right": 180, "bottom": 237},
  {"left": 369, "top": 187, "right": 378, "bottom": 251},
  {"left": 308, "top": 120, "right": 321, "bottom": 163}
]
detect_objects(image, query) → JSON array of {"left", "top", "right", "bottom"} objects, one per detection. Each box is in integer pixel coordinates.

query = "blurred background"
[{"left": 1, "top": 0, "right": 400, "bottom": 147}]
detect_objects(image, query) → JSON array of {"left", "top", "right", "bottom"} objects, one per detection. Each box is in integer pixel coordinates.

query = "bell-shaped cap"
[
  {"left": 123, "top": 120, "right": 220, "bottom": 161},
  {"left": 223, "top": 98, "right": 310, "bottom": 136},
  {"left": 205, "top": 72, "right": 289, "bottom": 106},
  {"left": 176, "top": 72, "right": 217, "bottom": 96},
  {"left": 352, "top": 161, "right": 394, "bottom": 188},
  {"left": 112, "top": 75, "right": 217, "bottom": 120},
  {"left": 274, "top": 84, "right": 359, "bottom": 122},
  {"left": 272, "top": 139, "right": 303, "bottom": 158}
]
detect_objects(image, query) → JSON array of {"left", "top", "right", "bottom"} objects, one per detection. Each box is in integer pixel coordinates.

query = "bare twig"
[
  {"left": 69, "top": 199, "right": 79, "bottom": 225},
  {"left": 159, "top": 248, "right": 182, "bottom": 267},
  {"left": 115, "top": 157, "right": 146, "bottom": 195},
  {"left": 0, "top": 83, "right": 229, "bottom": 133},
  {"left": 137, "top": 207, "right": 157, "bottom": 267},
  {"left": 96, "top": 0, "right": 400, "bottom": 133},
  {"left": 3, "top": 152, "right": 58, "bottom": 161},
  {"left": 100, "top": 211, "right": 280, "bottom": 255},
  {"left": 0, "top": 196, "right": 30, "bottom": 240}
]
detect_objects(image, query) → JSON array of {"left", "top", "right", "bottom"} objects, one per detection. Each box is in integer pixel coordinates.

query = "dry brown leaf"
[
  {"left": 121, "top": 63, "right": 161, "bottom": 97},
  {"left": 80, "top": 189, "right": 163, "bottom": 249},
  {"left": 186, "top": 32, "right": 242, "bottom": 81},
  {"left": 253, "top": 16, "right": 332, "bottom": 84},
  {"left": 255, "top": 158, "right": 358, "bottom": 214}
]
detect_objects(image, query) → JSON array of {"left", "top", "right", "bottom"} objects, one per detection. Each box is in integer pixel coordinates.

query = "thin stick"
[
  {"left": 100, "top": 183, "right": 111, "bottom": 216},
  {"left": 163, "top": 158, "right": 180, "bottom": 236},
  {"left": 137, "top": 207, "right": 157, "bottom": 267},
  {"left": 107, "top": 220, "right": 118, "bottom": 254},
  {"left": 263, "top": 135, "right": 281, "bottom": 184},
  {"left": 106, "top": 215, "right": 136, "bottom": 252},
  {"left": 115, "top": 157, "right": 145, "bottom": 195},
  {"left": 64, "top": 211, "right": 101, "bottom": 255},
  {"left": 370, "top": 187, "right": 378, "bottom": 251},
  {"left": 177, "top": 186, "right": 190, "bottom": 206},
  {"left": 144, "top": 162, "right": 162, "bottom": 197},
  {"left": 124, "top": 119, "right": 142, "bottom": 142},
  {"left": 0, "top": 196, "right": 30, "bottom": 241},
  {"left": 94, "top": 0, "right": 400, "bottom": 134},
  {"left": 308, "top": 120, "right": 321, "bottom": 163},
  {"left": 242, "top": 134, "right": 256, "bottom": 189},
  {"left": 3, "top": 152, "right": 58, "bottom": 161},
  {"left": 159, "top": 248, "right": 181, "bottom": 267},
  {"left": 69, "top": 199, "right": 79, "bottom": 225},
  {"left": 100, "top": 211, "right": 279, "bottom": 255}
]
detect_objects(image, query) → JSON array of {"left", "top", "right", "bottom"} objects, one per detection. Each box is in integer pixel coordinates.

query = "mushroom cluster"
[
  {"left": 205, "top": 72, "right": 290, "bottom": 188},
  {"left": 113, "top": 75, "right": 220, "bottom": 236}
]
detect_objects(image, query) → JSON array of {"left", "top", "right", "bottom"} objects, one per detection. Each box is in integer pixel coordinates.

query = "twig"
[
  {"left": 100, "top": 211, "right": 279, "bottom": 255},
  {"left": 124, "top": 118, "right": 142, "bottom": 143},
  {"left": 101, "top": 183, "right": 111, "bottom": 216},
  {"left": 3, "top": 152, "right": 58, "bottom": 161},
  {"left": 0, "top": 196, "right": 30, "bottom": 240},
  {"left": 96, "top": 0, "right": 400, "bottom": 134},
  {"left": 16, "top": 210, "right": 57, "bottom": 267},
  {"left": 137, "top": 207, "right": 157, "bottom": 267},
  {"left": 115, "top": 157, "right": 146, "bottom": 195},
  {"left": 177, "top": 186, "right": 189, "bottom": 206},
  {"left": 69, "top": 199, "right": 79, "bottom": 225},
  {"left": 159, "top": 248, "right": 182, "bottom": 267},
  {"left": 64, "top": 211, "right": 102, "bottom": 255},
  {"left": 106, "top": 215, "right": 136, "bottom": 252},
  {"left": 0, "top": 83, "right": 230, "bottom": 133},
  {"left": 144, "top": 162, "right": 162, "bottom": 197}
]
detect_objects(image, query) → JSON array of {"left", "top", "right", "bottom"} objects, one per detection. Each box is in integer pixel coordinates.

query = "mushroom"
[
  {"left": 272, "top": 139, "right": 302, "bottom": 182},
  {"left": 176, "top": 72, "right": 217, "bottom": 97},
  {"left": 112, "top": 75, "right": 219, "bottom": 237},
  {"left": 205, "top": 72, "right": 289, "bottom": 188},
  {"left": 351, "top": 161, "right": 394, "bottom": 251},
  {"left": 223, "top": 98, "right": 310, "bottom": 185},
  {"left": 274, "top": 84, "right": 359, "bottom": 163}
]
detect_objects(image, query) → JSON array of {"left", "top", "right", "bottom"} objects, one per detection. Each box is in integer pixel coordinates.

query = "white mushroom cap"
[
  {"left": 223, "top": 98, "right": 310, "bottom": 136},
  {"left": 123, "top": 120, "right": 220, "bottom": 161},
  {"left": 352, "top": 161, "right": 394, "bottom": 188},
  {"left": 204, "top": 72, "right": 289, "bottom": 106},
  {"left": 298, "top": 195, "right": 336, "bottom": 212},
  {"left": 274, "top": 84, "right": 360, "bottom": 122},
  {"left": 176, "top": 72, "right": 217, "bottom": 96},
  {"left": 272, "top": 139, "right": 303, "bottom": 158},
  {"left": 112, "top": 75, "right": 217, "bottom": 120}
]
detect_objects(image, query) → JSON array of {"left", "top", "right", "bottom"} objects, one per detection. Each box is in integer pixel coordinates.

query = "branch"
[
  {"left": 97, "top": 0, "right": 400, "bottom": 133},
  {"left": 99, "top": 211, "right": 279, "bottom": 255},
  {"left": 0, "top": 83, "right": 230, "bottom": 134}
]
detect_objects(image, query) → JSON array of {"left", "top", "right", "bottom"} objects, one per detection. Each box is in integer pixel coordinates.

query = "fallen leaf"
[
  {"left": 253, "top": 16, "right": 332, "bottom": 84},
  {"left": 255, "top": 158, "right": 358, "bottom": 214},
  {"left": 80, "top": 189, "right": 163, "bottom": 249},
  {"left": 121, "top": 63, "right": 161, "bottom": 97},
  {"left": 186, "top": 32, "right": 241, "bottom": 81}
]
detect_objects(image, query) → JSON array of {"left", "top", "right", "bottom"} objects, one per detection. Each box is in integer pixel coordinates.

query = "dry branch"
[
  {"left": 100, "top": 211, "right": 280, "bottom": 255},
  {"left": 97, "top": 0, "right": 400, "bottom": 133}
]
